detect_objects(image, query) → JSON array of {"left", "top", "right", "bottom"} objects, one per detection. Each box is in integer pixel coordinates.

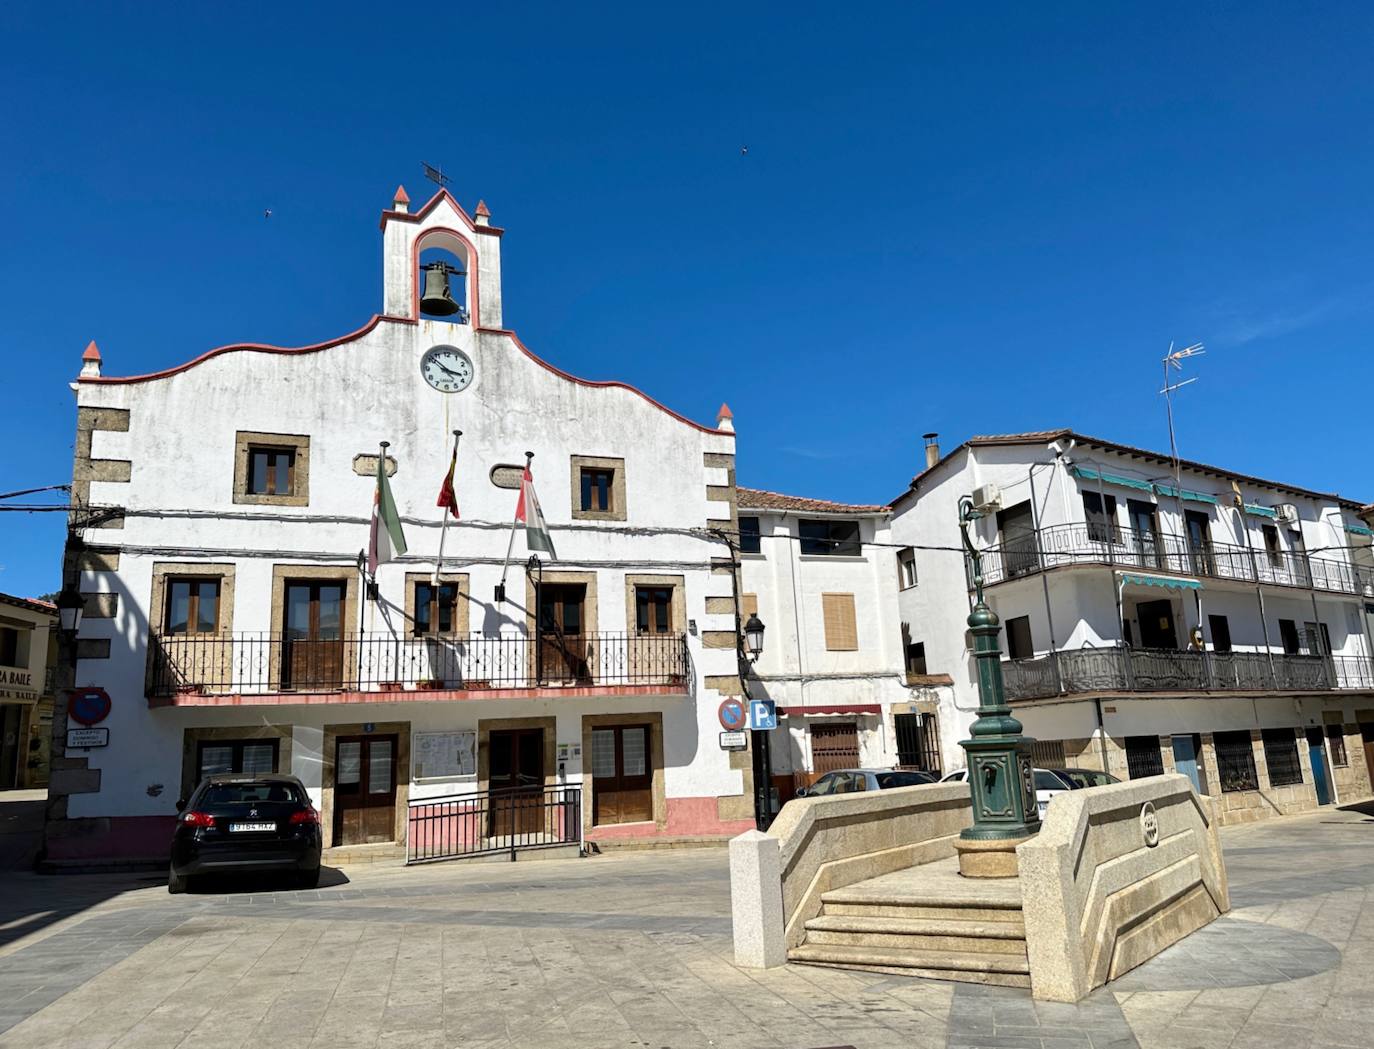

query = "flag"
[
  {"left": 437, "top": 443, "right": 459, "bottom": 517},
  {"left": 516, "top": 462, "right": 557, "bottom": 558},
  {"left": 368, "top": 454, "right": 407, "bottom": 575}
]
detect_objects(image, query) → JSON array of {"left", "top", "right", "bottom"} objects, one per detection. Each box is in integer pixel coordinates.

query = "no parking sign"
[{"left": 718, "top": 698, "right": 746, "bottom": 732}]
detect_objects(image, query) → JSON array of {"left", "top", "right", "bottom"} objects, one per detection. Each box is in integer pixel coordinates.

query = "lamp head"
[
  {"left": 55, "top": 582, "right": 84, "bottom": 638},
  {"left": 743, "top": 613, "right": 766, "bottom": 660}
]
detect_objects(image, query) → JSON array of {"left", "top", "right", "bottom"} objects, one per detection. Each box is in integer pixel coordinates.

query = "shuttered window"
[{"left": 821, "top": 593, "right": 858, "bottom": 651}]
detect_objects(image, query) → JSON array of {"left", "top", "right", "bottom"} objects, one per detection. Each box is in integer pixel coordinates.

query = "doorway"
[
  {"left": 810, "top": 722, "right": 860, "bottom": 775},
  {"left": 283, "top": 581, "right": 345, "bottom": 689},
  {"left": 333, "top": 734, "right": 397, "bottom": 845},
  {"left": 1360, "top": 722, "right": 1374, "bottom": 798},
  {"left": 1171, "top": 734, "right": 1206, "bottom": 794},
  {"left": 996, "top": 502, "right": 1038, "bottom": 578},
  {"left": 1136, "top": 599, "right": 1178, "bottom": 650},
  {"left": 1184, "top": 510, "right": 1214, "bottom": 576},
  {"left": 0, "top": 705, "right": 21, "bottom": 789},
  {"left": 537, "top": 583, "right": 590, "bottom": 684},
  {"left": 1127, "top": 499, "right": 1163, "bottom": 569},
  {"left": 489, "top": 728, "right": 545, "bottom": 836},
  {"left": 591, "top": 724, "right": 653, "bottom": 825},
  {"left": 1306, "top": 727, "right": 1333, "bottom": 805}
]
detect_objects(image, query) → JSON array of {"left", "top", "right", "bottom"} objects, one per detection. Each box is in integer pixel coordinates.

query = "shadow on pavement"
[{"left": 183, "top": 865, "right": 351, "bottom": 894}]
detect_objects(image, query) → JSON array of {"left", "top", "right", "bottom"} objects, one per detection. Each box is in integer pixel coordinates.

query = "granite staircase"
[{"left": 787, "top": 856, "right": 1031, "bottom": 988}]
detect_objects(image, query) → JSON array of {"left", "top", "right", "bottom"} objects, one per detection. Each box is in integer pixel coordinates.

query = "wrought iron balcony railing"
[
  {"left": 976, "top": 522, "right": 1374, "bottom": 597},
  {"left": 1002, "top": 646, "right": 1374, "bottom": 701},
  {"left": 146, "top": 631, "right": 690, "bottom": 699}
]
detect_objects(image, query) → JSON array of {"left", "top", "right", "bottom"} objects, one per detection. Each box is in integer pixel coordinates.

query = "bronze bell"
[{"left": 420, "top": 262, "right": 463, "bottom": 317}]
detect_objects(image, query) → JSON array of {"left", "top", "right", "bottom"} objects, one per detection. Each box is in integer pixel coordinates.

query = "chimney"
[
  {"left": 81, "top": 340, "right": 102, "bottom": 379},
  {"left": 922, "top": 432, "right": 940, "bottom": 469}
]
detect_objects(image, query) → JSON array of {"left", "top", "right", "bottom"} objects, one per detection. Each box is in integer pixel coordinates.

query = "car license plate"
[{"left": 229, "top": 822, "right": 276, "bottom": 833}]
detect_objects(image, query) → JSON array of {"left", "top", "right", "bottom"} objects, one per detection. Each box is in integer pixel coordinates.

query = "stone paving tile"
[{"left": 0, "top": 807, "right": 1372, "bottom": 1047}]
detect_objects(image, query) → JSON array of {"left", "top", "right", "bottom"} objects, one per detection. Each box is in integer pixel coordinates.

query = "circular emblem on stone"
[{"left": 1140, "top": 801, "right": 1160, "bottom": 847}]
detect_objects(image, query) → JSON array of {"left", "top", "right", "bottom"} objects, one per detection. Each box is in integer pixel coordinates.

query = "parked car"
[
  {"left": 939, "top": 766, "right": 1075, "bottom": 820},
  {"left": 169, "top": 774, "right": 322, "bottom": 893},
  {"left": 794, "top": 768, "right": 938, "bottom": 798},
  {"left": 1055, "top": 767, "right": 1120, "bottom": 789}
]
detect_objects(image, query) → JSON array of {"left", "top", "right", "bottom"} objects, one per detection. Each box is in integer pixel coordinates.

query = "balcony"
[
  {"left": 146, "top": 631, "right": 690, "bottom": 704},
  {"left": 1002, "top": 646, "right": 1374, "bottom": 701},
  {"left": 977, "top": 522, "right": 1373, "bottom": 597}
]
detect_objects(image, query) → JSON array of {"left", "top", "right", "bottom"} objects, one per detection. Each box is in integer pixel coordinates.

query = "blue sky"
[{"left": 2, "top": 3, "right": 1373, "bottom": 597}]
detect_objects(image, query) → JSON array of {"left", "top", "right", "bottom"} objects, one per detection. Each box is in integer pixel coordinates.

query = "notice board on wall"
[{"left": 413, "top": 731, "right": 476, "bottom": 779}]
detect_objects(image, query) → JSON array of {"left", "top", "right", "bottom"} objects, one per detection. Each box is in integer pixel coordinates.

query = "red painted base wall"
[
  {"left": 584, "top": 796, "right": 754, "bottom": 841},
  {"left": 46, "top": 815, "right": 176, "bottom": 861}
]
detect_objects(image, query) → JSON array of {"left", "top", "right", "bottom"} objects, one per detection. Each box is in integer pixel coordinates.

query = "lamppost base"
[{"left": 954, "top": 835, "right": 1033, "bottom": 879}]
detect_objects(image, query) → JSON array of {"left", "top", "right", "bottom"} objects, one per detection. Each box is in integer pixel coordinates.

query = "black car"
[{"left": 169, "top": 774, "right": 322, "bottom": 893}]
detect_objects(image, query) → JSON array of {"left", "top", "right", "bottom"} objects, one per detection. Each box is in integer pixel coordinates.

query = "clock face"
[{"left": 420, "top": 346, "right": 474, "bottom": 394}]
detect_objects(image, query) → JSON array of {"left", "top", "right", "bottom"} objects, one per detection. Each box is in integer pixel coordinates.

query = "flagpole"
[
  {"left": 434, "top": 429, "right": 461, "bottom": 584},
  {"left": 496, "top": 450, "right": 534, "bottom": 603}
]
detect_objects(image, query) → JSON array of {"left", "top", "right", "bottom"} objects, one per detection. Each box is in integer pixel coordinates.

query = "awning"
[
  {"left": 1151, "top": 483, "right": 1219, "bottom": 506},
  {"left": 1070, "top": 465, "right": 1154, "bottom": 492},
  {"left": 1346, "top": 524, "right": 1374, "bottom": 538},
  {"left": 778, "top": 704, "right": 881, "bottom": 717},
  {"left": 1244, "top": 503, "right": 1277, "bottom": 519},
  {"left": 1117, "top": 572, "right": 1203, "bottom": 591}
]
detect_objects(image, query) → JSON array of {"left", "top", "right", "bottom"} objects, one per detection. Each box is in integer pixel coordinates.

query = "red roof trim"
[
  {"left": 379, "top": 187, "right": 477, "bottom": 231},
  {"left": 778, "top": 704, "right": 881, "bottom": 716},
  {"left": 77, "top": 316, "right": 388, "bottom": 385},
  {"left": 79, "top": 317, "right": 729, "bottom": 435},
  {"left": 479, "top": 327, "right": 733, "bottom": 436}
]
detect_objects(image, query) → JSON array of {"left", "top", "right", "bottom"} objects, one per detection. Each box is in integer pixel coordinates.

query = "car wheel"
[
  {"left": 295, "top": 866, "right": 321, "bottom": 890},
  {"left": 167, "top": 865, "right": 188, "bottom": 894}
]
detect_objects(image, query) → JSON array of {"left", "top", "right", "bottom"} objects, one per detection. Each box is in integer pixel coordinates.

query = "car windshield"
[
  {"left": 876, "top": 772, "right": 933, "bottom": 788},
  {"left": 1058, "top": 769, "right": 1112, "bottom": 789},
  {"left": 199, "top": 782, "right": 304, "bottom": 806},
  {"left": 1034, "top": 771, "right": 1070, "bottom": 791}
]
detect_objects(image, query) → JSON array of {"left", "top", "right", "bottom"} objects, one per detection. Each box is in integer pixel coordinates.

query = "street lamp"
[
  {"left": 737, "top": 611, "right": 773, "bottom": 831},
  {"left": 55, "top": 583, "right": 84, "bottom": 640},
  {"left": 954, "top": 495, "right": 1040, "bottom": 878}
]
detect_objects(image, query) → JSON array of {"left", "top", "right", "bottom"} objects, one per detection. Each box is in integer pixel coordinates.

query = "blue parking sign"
[{"left": 748, "top": 699, "right": 777, "bottom": 731}]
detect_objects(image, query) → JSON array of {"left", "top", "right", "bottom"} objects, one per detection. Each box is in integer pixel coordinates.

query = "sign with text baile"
[
  {"left": 68, "top": 687, "right": 112, "bottom": 726},
  {"left": 748, "top": 699, "right": 777, "bottom": 731}
]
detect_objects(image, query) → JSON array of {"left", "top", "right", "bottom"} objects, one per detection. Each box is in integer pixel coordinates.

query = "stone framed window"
[
  {"left": 405, "top": 573, "right": 470, "bottom": 636},
  {"left": 570, "top": 455, "right": 626, "bottom": 522},
  {"left": 234, "top": 431, "right": 310, "bottom": 506}
]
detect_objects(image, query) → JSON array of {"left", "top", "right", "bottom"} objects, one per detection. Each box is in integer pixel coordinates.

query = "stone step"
[
  {"left": 788, "top": 942, "right": 1032, "bottom": 983},
  {"left": 789, "top": 956, "right": 1032, "bottom": 989},
  {"left": 803, "top": 914, "right": 1027, "bottom": 954},
  {"left": 820, "top": 899, "right": 1023, "bottom": 923}
]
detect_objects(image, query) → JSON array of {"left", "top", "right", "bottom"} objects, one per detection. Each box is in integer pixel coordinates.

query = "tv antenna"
[
  {"left": 1160, "top": 341, "right": 1205, "bottom": 518},
  {"left": 421, "top": 162, "right": 452, "bottom": 189}
]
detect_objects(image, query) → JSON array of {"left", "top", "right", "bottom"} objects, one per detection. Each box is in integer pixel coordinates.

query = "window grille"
[
  {"left": 1214, "top": 731, "right": 1258, "bottom": 792},
  {"left": 1032, "top": 740, "right": 1066, "bottom": 769},
  {"left": 1125, "top": 736, "right": 1164, "bottom": 779},
  {"left": 1327, "top": 725, "right": 1349, "bottom": 767},
  {"left": 1261, "top": 728, "right": 1303, "bottom": 787},
  {"left": 894, "top": 713, "right": 941, "bottom": 772}
]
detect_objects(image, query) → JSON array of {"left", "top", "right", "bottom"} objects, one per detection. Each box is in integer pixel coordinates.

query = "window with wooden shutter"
[{"left": 821, "top": 593, "right": 858, "bottom": 651}]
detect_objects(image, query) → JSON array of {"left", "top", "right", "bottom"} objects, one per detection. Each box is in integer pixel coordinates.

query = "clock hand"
[{"left": 435, "top": 362, "right": 463, "bottom": 377}]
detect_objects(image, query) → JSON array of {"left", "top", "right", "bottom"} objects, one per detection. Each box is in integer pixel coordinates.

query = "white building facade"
[
  {"left": 48, "top": 187, "right": 764, "bottom": 862},
  {"left": 736, "top": 488, "right": 950, "bottom": 806},
  {"left": 891, "top": 430, "right": 1374, "bottom": 825}
]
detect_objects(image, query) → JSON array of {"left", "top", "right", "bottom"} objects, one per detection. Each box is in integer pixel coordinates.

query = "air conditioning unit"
[
  {"left": 971, "top": 484, "right": 1002, "bottom": 513},
  {"left": 1275, "top": 503, "right": 1300, "bottom": 528}
]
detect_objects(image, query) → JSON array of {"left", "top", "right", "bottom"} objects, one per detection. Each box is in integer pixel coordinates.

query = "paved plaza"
[{"left": 0, "top": 798, "right": 1370, "bottom": 1049}]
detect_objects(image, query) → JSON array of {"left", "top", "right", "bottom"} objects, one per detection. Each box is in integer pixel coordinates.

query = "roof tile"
[{"left": 737, "top": 485, "right": 889, "bottom": 514}]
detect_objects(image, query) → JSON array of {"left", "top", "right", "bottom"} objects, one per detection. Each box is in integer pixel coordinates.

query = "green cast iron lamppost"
[{"left": 955, "top": 495, "right": 1040, "bottom": 877}]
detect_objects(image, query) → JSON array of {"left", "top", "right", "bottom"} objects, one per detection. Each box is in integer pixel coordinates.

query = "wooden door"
[
  {"left": 996, "top": 502, "right": 1038, "bottom": 578},
  {"left": 591, "top": 724, "right": 653, "bottom": 826},
  {"left": 0, "top": 705, "right": 20, "bottom": 790},
  {"left": 1136, "top": 599, "right": 1177, "bottom": 650},
  {"left": 810, "top": 722, "right": 860, "bottom": 775},
  {"left": 333, "top": 734, "right": 397, "bottom": 845},
  {"left": 1127, "top": 499, "right": 1163, "bottom": 569},
  {"left": 1360, "top": 723, "right": 1374, "bottom": 797},
  {"left": 537, "top": 584, "right": 590, "bottom": 684},
  {"left": 489, "top": 729, "right": 545, "bottom": 837},
  {"left": 1184, "top": 510, "right": 1214, "bottom": 576},
  {"left": 284, "top": 582, "right": 345, "bottom": 689}
]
